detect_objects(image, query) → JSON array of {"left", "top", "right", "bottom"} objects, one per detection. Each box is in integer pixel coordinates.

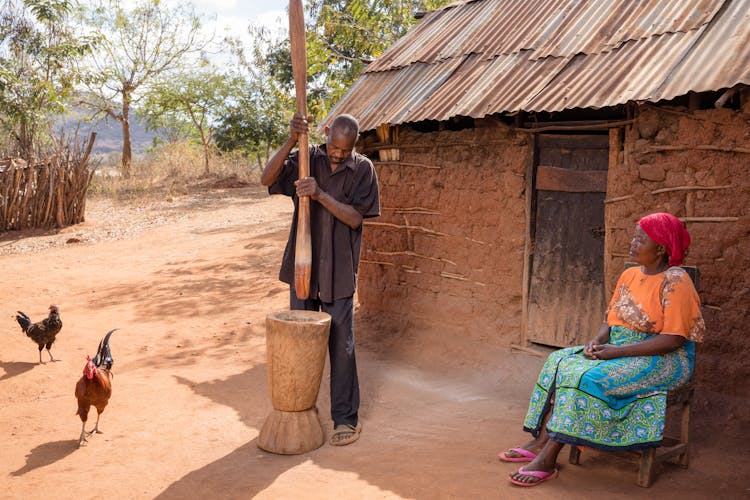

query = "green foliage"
[
  {"left": 214, "top": 29, "right": 294, "bottom": 167},
  {"left": 142, "top": 66, "right": 234, "bottom": 173},
  {"left": 0, "top": 0, "right": 456, "bottom": 168},
  {"left": 215, "top": 1, "right": 454, "bottom": 161},
  {"left": 0, "top": 0, "right": 96, "bottom": 158},
  {"left": 304, "top": 0, "right": 455, "bottom": 113}
]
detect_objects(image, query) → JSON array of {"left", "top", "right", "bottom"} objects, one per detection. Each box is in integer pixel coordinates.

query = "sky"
[
  {"left": 89, "top": 0, "right": 295, "bottom": 151},
  {"left": 115, "top": 0, "right": 295, "bottom": 69},
  {"left": 120, "top": 0, "right": 292, "bottom": 45},
  {"left": 192, "top": 0, "right": 290, "bottom": 40}
]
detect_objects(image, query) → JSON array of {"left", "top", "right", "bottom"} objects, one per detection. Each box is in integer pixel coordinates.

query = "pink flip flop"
[
  {"left": 509, "top": 466, "right": 558, "bottom": 487},
  {"left": 498, "top": 447, "right": 537, "bottom": 462}
]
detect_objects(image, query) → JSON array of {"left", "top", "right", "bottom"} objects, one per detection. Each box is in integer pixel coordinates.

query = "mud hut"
[{"left": 322, "top": 0, "right": 750, "bottom": 428}]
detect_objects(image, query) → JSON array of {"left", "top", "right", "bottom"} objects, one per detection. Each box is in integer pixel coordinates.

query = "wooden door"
[{"left": 526, "top": 134, "right": 608, "bottom": 348}]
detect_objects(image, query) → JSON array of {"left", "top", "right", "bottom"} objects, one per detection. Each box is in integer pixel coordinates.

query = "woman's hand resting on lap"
[{"left": 585, "top": 342, "right": 620, "bottom": 360}]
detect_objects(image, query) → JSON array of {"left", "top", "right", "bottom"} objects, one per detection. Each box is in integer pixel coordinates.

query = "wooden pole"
[
  {"left": 520, "top": 134, "right": 537, "bottom": 346},
  {"left": 289, "top": 0, "right": 311, "bottom": 299}
]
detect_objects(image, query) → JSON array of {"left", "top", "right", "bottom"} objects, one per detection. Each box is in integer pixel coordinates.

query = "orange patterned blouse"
[{"left": 606, "top": 266, "right": 705, "bottom": 342}]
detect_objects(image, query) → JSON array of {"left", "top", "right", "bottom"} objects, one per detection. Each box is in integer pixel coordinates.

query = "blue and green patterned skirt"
[{"left": 522, "top": 326, "right": 694, "bottom": 451}]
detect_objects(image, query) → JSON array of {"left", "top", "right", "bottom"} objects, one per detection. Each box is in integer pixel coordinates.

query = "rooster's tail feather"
[
  {"left": 93, "top": 329, "right": 117, "bottom": 370},
  {"left": 15, "top": 311, "right": 30, "bottom": 331}
]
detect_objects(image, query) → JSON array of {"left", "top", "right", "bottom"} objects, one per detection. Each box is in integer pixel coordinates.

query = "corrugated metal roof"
[
  {"left": 527, "top": 30, "right": 704, "bottom": 111},
  {"left": 324, "top": 0, "right": 750, "bottom": 131},
  {"left": 657, "top": 0, "right": 750, "bottom": 99}
]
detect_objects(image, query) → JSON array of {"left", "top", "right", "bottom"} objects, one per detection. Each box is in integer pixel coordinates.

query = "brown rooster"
[
  {"left": 16, "top": 305, "right": 63, "bottom": 364},
  {"left": 75, "top": 329, "right": 117, "bottom": 447}
]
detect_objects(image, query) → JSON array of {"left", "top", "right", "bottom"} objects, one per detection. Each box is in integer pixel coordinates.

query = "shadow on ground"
[
  {"left": 0, "top": 360, "right": 37, "bottom": 381},
  {"left": 11, "top": 440, "right": 79, "bottom": 476}
]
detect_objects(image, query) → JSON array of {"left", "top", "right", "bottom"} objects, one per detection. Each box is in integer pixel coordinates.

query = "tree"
[
  {"left": 142, "top": 66, "right": 233, "bottom": 174},
  {"left": 219, "top": 1, "right": 456, "bottom": 161},
  {"left": 214, "top": 29, "right": 292, "bottom": 168},
  {"left": 0, "top": 0, "right": 95, "bottom": 159},
  {"left": 305, "top": 0, "right": 455, "bottom": 113},
  {"left": 79, "top": 0, "right": 208, "bottom": 177}
]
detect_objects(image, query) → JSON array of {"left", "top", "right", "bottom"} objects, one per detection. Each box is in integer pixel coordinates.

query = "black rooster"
[{"left": 16, "top": 305, "right": 63, "bottom": 364}]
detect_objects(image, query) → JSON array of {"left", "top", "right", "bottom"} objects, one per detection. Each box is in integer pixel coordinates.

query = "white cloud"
[
  {"left": 120, "top": 0, "right": 289, "bottom": 37},
  {"left": 196, "top": 1, "right": 289, "bottom": 47},
  {"left": 116, "top": 0, "right": 290, "bottom": 66}
]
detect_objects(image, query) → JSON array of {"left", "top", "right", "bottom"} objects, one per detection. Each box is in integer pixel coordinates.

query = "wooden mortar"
[{"left": 257, "top": 310, "right": 331, "bottom": 454}]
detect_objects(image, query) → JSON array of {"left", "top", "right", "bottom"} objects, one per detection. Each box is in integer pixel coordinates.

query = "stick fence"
[{"left": 0, "top": 133, "right": 96, "bottom": 231}]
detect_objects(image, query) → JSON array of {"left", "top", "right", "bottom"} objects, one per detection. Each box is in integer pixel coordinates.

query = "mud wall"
[
  {"left": 357, "top": 122, "right": 530, "bottom": 350},
  {"left": 606, "top": 101, "right": 750, "bottom": 422},
  {"left": 356, "top": 100, "right": 748, "bottom": 426}
]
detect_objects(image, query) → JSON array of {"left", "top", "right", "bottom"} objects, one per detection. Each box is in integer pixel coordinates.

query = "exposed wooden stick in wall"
[
  {"left": 382, "top": 206, "right": 439, "bottom": 211},
  {"left": 364, "top": 221, "right": 448, "bottom": 237},
  {"left": 440, "top": 271, "right": 468, "bottom": 281},
  {"left": 374, "top": 250, "right": 457, "bottom": 266},
  {"left": 605, "top": 185, "right": 733, "bottom": 204},
  {"left": 644, "top": 145, "right": 750, "bottom": 154},
  {"left": 381, "top": 207, "right": 441, "bottom": 215},
  {"left": 373, "top": 161, "right": 443, "bottom": 169},
  {"left": 395, "top": 210, "right": 440, "bottom": 215},
  {"left": 650, "top": 184, "right": 733, "bottom": 194},
  {"left": 680, "top": 217, "right": 739, "bottom": 222},
  {"left": 604, "top": 194, "right": 635, "bottom": 204},
  {"left": 465, "top": 237, "right": 486, "bottom": 245},
  {"left": 516, "top": 119, "right": 635, "bottom": 133}
]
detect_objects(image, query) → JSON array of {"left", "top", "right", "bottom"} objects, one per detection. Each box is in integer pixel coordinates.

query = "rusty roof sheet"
[
  {"left": 527, "top": 30, "right": 704, "bottom": 111},
  {"left": 657, "top": 0, "right": 750, "bottom": 99},
  {"left": 325, "top": 0, "right": 750, "bottom": 131}
]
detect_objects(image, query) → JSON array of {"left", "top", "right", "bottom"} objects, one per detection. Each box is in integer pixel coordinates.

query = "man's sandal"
[{"left": 329, "top": 423, "right": 362, "bottom": 446}]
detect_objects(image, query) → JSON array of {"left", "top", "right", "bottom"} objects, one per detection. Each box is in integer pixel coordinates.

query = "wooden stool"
[
  {"left": 568, "top": 381, "right": 694, "bottom": 487},
  {"left": 257, "top": 310, "right": 331, "bottom": 455}
]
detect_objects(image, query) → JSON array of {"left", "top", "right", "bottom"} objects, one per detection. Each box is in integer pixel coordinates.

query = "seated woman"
[{"left": 500, "top": 212, "right": 705, "bottom": 487}]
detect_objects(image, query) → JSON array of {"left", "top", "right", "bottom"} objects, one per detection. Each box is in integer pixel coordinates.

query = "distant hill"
[{"left": 59, "top": 105, "right": 158, "bottom": 156}]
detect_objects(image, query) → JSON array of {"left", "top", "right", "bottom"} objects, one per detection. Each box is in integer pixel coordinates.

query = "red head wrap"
[{"left": 637, "top": 213, "right": 691, "bottom": 266}]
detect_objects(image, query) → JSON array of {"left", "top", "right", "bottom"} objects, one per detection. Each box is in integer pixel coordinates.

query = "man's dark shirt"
[{"left": 269, "top": 144, "right": 380, "bottom": 302}]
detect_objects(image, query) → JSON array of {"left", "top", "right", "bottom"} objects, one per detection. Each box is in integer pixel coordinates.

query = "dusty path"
[{"left": 0, "top": 186, "right": 746, "bottom": 499}]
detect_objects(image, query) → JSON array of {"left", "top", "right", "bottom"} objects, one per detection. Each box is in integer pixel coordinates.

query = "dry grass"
[{"left": 88, "top": 141, "right": 262, "bottom": 201}]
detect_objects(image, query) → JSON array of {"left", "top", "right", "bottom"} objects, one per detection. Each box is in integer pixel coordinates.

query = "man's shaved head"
[{"left": 330, "top": 114, "right": 359, "bottom": 139}]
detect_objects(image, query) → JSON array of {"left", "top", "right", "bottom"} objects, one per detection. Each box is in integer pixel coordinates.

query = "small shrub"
[{"left": 88, "top": 140, "right": 260, "bottom": 200}]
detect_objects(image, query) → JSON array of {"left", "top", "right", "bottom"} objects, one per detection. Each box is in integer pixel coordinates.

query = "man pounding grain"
[{"left": 261, "top": 113, "right": 380, "bottom": 446}]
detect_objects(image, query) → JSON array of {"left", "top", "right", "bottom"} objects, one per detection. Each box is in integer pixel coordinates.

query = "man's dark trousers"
[{"left": 290, "top": 289, "right": 359, "bottom": 427}]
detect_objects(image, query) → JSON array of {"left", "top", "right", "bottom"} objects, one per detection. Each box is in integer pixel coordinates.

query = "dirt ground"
[{"left": 0, "top": 186, "right": 747, "bottom": 499}]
